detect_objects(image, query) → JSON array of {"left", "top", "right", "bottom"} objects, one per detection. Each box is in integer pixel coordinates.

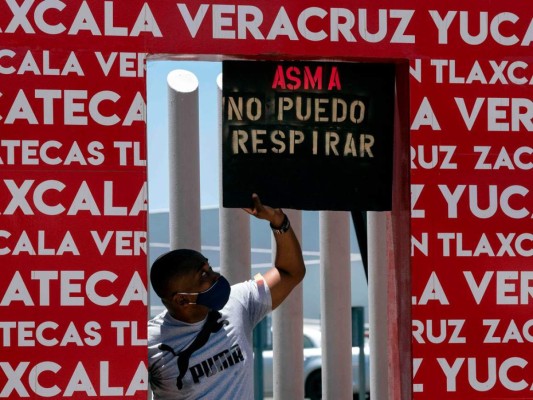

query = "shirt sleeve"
[{"left": 230, "top": 277, "right": 272, "bottom": 328}]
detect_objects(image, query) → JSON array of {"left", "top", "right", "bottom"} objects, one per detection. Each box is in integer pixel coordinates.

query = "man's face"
[{"left": 170, "top": 260, "right": 221, "bottom": 304}]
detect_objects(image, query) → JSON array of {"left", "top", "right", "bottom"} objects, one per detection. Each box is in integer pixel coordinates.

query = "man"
[{"left": 148, "top": 193, "right": 305, "bottom": 399}]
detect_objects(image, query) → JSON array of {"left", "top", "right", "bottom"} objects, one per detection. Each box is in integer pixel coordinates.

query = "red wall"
[{"left": 1, "top": 1, "right": 531, "bottom": 398}]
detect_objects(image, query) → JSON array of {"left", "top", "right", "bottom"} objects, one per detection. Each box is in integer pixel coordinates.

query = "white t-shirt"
[{"left": 148, "top": 279, "right": 272, "bottom": 400}]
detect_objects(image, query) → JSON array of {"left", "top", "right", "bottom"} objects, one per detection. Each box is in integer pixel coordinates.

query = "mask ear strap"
[{"left": 175, "top": 292, "right": 197, "bottom": 306}]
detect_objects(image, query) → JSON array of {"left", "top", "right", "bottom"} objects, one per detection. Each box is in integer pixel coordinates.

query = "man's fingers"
[
  {"left": 251, "top": 193, "right": 262, "bottom": 210},
  {"left": 242, "top": 193, "right": 262, "bottom": 216}
]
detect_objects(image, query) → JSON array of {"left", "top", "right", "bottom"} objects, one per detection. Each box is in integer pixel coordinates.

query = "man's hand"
[
  {"left": 242, "top": 193, "right": 285, "bottom": 228},
  {"left": 242, "top": 193, "right": 305, "bottom": 310}
]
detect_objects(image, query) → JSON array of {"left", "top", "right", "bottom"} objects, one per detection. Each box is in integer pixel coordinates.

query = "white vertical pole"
[
  {"left": 273, "top": 209, "right": 304, "bottom": 400},
  {"left": 368, "top": 211, "right": 389, "bottom": 400},
  {"left": 320, "top": 211, "right": 352, "bottom": 399},
  {"left": 167, "top": 69, "right": 201, "bottom": 251},
  {"left": 216, "top": 72, "right": 251, "bottom": 283}
]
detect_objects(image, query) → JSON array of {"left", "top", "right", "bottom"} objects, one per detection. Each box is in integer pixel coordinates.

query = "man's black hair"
[{"left": 150, "top": 249, "right": 207, "bottom": 298}]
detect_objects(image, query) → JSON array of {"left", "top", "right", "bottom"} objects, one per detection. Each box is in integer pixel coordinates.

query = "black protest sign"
[{"left": 222, "top": 60, "right": 395, "bottom": 211}]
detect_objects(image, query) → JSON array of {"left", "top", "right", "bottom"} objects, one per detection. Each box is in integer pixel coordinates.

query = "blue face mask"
[{"left": 192, "top": 276, "right": 231, "bottom": 310}]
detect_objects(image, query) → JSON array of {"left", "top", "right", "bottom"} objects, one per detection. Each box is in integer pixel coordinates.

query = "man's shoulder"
[
  {"left": 147, "top": 311, "right": 167, "bottom": 342},
  {"left": 226, "top": 278, "right": 271, "bottom": 317},
  {"left": 148, "top": 310, "right": 167, "bottom": 326},
  {"left": 230, "top": 279, "right": 256, "bottom": 295}
]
